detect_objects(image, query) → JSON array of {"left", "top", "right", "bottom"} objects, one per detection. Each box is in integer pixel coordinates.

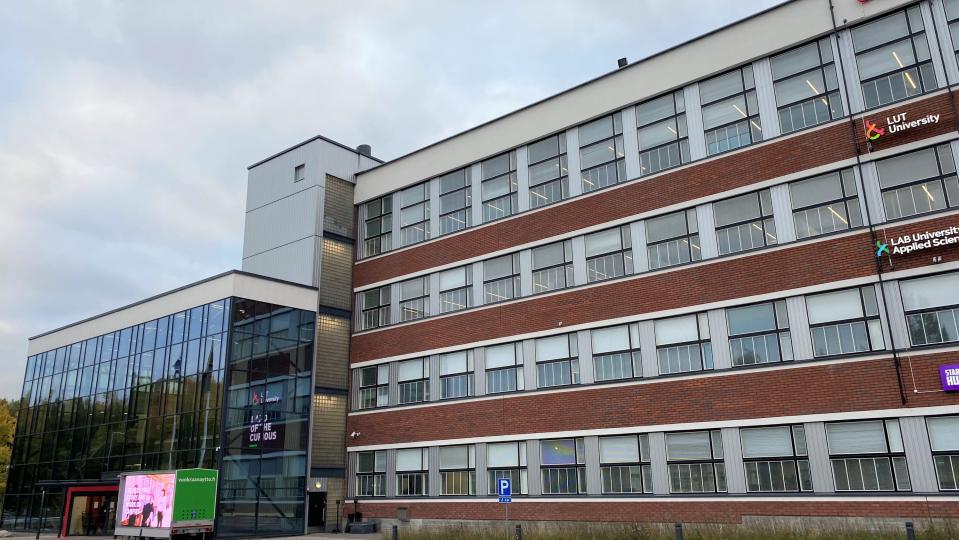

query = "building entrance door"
[
  {"left": 307, "top": 492, "right": 326, "bottom": 528},
  {"left": 64, "top": 489, "right": 118, "bottom": 536}
]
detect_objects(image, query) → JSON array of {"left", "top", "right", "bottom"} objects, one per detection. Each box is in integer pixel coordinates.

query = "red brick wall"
[
  {"left": 354, "top": 91, "right": 959, "bottom": 288},
  {"left": 352, "top": 213, "right": 959, "bottom": 363},
  {"left": 355, "top": 499, "right": 959, "bottom": 522},
  {"left": 346, "top": 352, "right": 958, "bottom": 447}
]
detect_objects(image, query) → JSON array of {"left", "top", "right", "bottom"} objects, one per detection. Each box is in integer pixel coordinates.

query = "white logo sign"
[
  {"left": 887, "top": 226, "right": 959, "bottom": 255},
  {"left": 884, "top": 112, "right": 940, "bottom": 134}
]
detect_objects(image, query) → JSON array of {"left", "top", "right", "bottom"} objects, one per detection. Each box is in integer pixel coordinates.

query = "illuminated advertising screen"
[{"left": 118, "top": 473, "right": 175, "bottom": 529}]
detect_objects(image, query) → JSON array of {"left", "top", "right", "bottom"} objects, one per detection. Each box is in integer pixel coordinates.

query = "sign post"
[{"left": 497, "top": 477, "right": 512, "bottom": 530}]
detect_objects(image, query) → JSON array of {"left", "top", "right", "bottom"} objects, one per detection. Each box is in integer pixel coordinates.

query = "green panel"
[{"left": 172, "top": 468, "right": 218, "bottom": 522}]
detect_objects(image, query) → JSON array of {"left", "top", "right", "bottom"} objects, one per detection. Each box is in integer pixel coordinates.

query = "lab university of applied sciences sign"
[
  {"left": 875, "top": 226, "right": 959, "bottom": 256},
  {"left": 863, "top": 111, "right": 941, "bottom": 142}
]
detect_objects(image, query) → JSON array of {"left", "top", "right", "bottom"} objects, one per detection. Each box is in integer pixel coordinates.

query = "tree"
[{"left": 0, "top": 398, "right": 18, "bottom": 498}]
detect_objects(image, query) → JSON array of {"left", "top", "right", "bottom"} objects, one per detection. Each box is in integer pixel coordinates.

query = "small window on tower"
[{"left": 294, "top": 164, "right": 306, "bottom": 182}]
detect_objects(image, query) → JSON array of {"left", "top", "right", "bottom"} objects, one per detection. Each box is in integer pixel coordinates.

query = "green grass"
[{"left": 378, "top": 521, "right": 959, "bottom": 540}]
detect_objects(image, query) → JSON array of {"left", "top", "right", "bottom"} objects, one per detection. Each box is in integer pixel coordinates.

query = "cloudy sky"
[{"left": 0, "top": 0, "right": 781, "bottom": 399}]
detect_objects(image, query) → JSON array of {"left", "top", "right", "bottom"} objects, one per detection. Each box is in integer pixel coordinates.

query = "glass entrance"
[{"left": 67, "top": 493, "right": 117, "bottom": 536}]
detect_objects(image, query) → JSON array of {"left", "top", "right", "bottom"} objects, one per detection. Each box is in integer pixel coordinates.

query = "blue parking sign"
[{"left": 497, "top": 478, "right": 511, "bottom": 503}]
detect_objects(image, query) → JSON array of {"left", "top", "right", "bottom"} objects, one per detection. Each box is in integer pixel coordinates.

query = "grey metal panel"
[
  {"left": 804, "top": 421, "right": 834, "bottom": 493},
  {"left": 351, "top": 367, "right": 361, "bottom": 410},
  {"left": 429, "top": 177, "right": 440, "bottom": 238},
  {"left": 475, "top": 442, "right": 488, "bottom": 496},
  {"left": 882, "top": 281, "right": 910, "bottom": 351},
  {"left": 836, "top": 29, "right": 865, "bottom": 114},
  {"left": 566, "top": 127, "right": 583, "bottom": 198},
  {"left": 527, "top": 440, "right": 542, "bottom": 496},
  {"left": 684, "top": 84, "right": 707, "bottom": 161},
  {"left": 630, "top": 220, "right": 649, "bottom": 273},
  {"left": 932, "top": 0, "right": 959, "bottom": 84},
  {"left": 472, "top": 261, "right": 485, "bottom": 307},
  {"left": 921, "top": 2, "right": 949, "bottom": 87},
  {"left": 721, "top": 428, "right": 747, "bottom": 493},
  {"left": 828, "top": 35, "right": 851, "bottom": 117},
  {"left": 388, "top": 361, "right": 400, "bottom": 407},
  {"left": 648, "top": 432, "right": 669, "bottom": 494},
  {"left": 770, "top": 184, "right": 796, "bottom": 244},
  {"left": 708, "top": 309, "right": 732, "bottom": 370},
  {"left": 516, "top": 145, "right": 530, "bottom": 212},
  {"left": 786, "top": 296, "right": 814, "bottom": 361},
  {"left": 900, "top": 416, "right": 939, "bottom": 492},
  {"left": 638, "top": 321, "right": 658, "bottom": 377},
  {"left": 951, "top": 140, "right": 959, "bottom": 172},
  {"left": 389, "top": 282, "right": 401, "bottom": 329},
  {"left": 621, "top": 106, "right": 642, "bottom": 180},
  {"left": 519, "top": 249, "right": 533, "bottom": 297},
  {"left": 522, "top": 339, "right": 537, "bottom": 391},
  {"left": 428, "top": 272, "right": 440, "bottom": 321},
  {"left": 246, "top": 137, "right": 360, "bottom": 210},
  {"left": 571, "top": 236, "right": 588, "bottom": 286},
  {"left": 346, "top": 452, "right": 356, "bottom": 498},
  {"left": 429, "top": 354, "right": 440, "bottom": 404},
  {"left": 584, "top": 436, "right": 602, "bottom": 495},
  {"left": 391, "top": 191, "right": 403, "bottom": 249},
  {"left": 859, "top": 161, "right": 886, "bottom": 226},
  {"left": 241, "top": 237, "right": 317, "bottom": 287},
  {"left": 696, "top": 203, "right": 719, "bottom": 259},
  {"left": 473, "top": 346, "right": 486, "bottom": 396},
  {"left": 386, "top": 448, "right": 397, "bottom": 497},
  {"left": 752, "top": 58, "right": 781, "bottom": 139},
  {"left": 242, "top": 187, "right": 321, "bottom": 259},
  {"left": 577, "top": 330, "right": 594, "bottom": 384},
  {"left": 429, "top": 446, "right": 441, "bottom": 496},
  {"left": 851, "top": 166, "right": 872, "bottom": 227},
  {"left": 470, "top": 163, "right": 483, "bottom": 228}
]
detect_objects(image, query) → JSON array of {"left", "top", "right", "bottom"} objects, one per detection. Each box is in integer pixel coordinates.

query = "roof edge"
[{"left": 248, "top": 133, "right": 384, "bottom": 170}]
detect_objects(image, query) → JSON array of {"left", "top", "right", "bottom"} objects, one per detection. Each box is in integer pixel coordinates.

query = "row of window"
[
  {"left": 352, "top": 416, "right": 959, "bottom": 497},
  {"left": 358, "top": 141, "right": 959, "bottom": 331},
  {"left": 355, "top": 271, "right": 959, "bottom": 409},
  {"left": 360, "top": 4, "right": 947, "bottom": 258}
]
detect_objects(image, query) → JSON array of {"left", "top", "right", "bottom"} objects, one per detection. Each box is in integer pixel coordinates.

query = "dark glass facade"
[{"left": 1, "top": 297, "right": 316, "bottom": 538}]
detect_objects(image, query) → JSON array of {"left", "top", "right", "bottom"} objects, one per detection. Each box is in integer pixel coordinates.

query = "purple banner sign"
[{"left": 942, "top": 365, "right": 959, "bottom": 392}]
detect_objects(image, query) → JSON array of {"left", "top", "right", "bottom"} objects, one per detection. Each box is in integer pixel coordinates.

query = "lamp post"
[{"left": 332, "top": 500, "right": 341, "bottom": 533}]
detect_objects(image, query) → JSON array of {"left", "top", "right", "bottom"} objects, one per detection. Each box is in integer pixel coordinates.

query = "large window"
[
  {"left": 532, "top": 240, "right": 573, "bottom": 294},
  {"left": 399, "top": 182, "right": 430, "bottom": 247},
  {"left": 900, "top": 272, "right": 959, "bottom": 347},
  {"left": 875, "top": 144, "right": 959, "bottom": 221},
  {"left": 740, "top": 425, "right": 811, "bottom": 492},
  {"left": 355, "top": 450, "right": 386, "bottom": 496},
  {"left": 713, "top": 189, "right": 777, "bottom": 255},
  {"left": 439, "top": 168, "right": 471, "bottom": 235},
  {"left": 439, "top": 445, "right": 476, "bottom": 495},
  {"left": 439, "top": 351, "right": 473, "bottom": 400},
  {"left": 771, "top": 38, "right": 842, "bottom": 134},
  {"left": 666, "top": 430, "right": 726, "bottom": 493},
  {"left": 439, "top": 266, "right": 472, "bottom": 314},
  {"left": 591, "top": 324, "right": 641, "bottom": 382},
  {"left": 481, "top": 151, "right": 518, "bottom": 222},
  {"left": 656, "top": 314, "right": 713, "bottom": 375},
  {"left": 541, "top": 438, "right": 586, "bottom": 495},
  {"left": 600, "top": 434, "right": 652, "bottom": 494},
  {"left": 700, "top": 66, "right": 761, "bottom": 156},
  {"left": 852, "top": 6, "right": 936, "bottom": 109},
  {"left": 527, "top": 134, "right": 569, "bottom": 209},
  {"left": 806, "top": 286, "right": 884, "bottom": 357},
  {"left": 358, "top": 364, "right": 389, "bottom": 410},
  {"left": 363, "top": 196, "right": 392, "bottom": 257},
  {"left": 399, "top": 276, "right": 429, "bottom": 322},
  {"left": 485, "top": 342, "right": 524, "bottom": 395},
  {"left": 927, "top": 416, "right": 959, "bottom": 490},
  {"left": 637, "top": 90, "right": 690, "bottom": 176},
  {"left": 646, "top": 209, "right": 701, "bottom": 270},
  {"left": 585, "top": 225, "right": 633, "bottom": 282},
  {"left": 359, "top": 286, "right": 390, "bottom": 330},
  {"left": 483, "top": 253, "right": 521, "bottom": 304},
  {"left": 487, "top": 442, "right": 528, "bottom": 495},
  {"left": 790, "top": 169, "right": 862, "bottom": 239},
  {"left": 826, "top": 420, "right": 911, "bottom": 491},
  {"left": 397, "top": 358, "right": 429, "bottom": 405},
  {"left": 535, "top": 334, "right": 579, "bottom": 388},
  {"left": 579, "top": 113, "right": 626, "bottom": 193},
  {"left": 944, "top": 0, "right": 959, "bottom": 65},
  {"left": 396, "top": 447, "right": 429, "bottom": 496},
  {"left": 726, "top": 301, "right": 792, "bottom": 367}
]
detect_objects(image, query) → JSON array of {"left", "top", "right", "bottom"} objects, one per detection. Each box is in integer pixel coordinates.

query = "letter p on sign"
[{"left": 498, "top": 478, "right": 511, "bottom": 497}]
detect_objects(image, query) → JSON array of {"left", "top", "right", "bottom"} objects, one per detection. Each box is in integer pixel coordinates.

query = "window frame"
[
  {"left": 439, "top": 444, "right": 477, "bottom": 496},
  {"left": 362, "top": 196, "right": 393, "bottom": 258},
  {"left": 713, "top": 189, "right": 778, "bottom": 256},
  {"left": 585, "top": 225, "right": 633, "bottom": 283},
  {"left": 397, "top": 357, "right": 430, "bottom": 405},
  {"left": 438, "top": 168, "right": 472, "bottom": 235},
  {"left": 790, "top": 168, "right": 863, "bottom": 239},
  {"left": 481, "top": 151, "right": 518, "bottom": 223},
  {"left": 579, "top": 112, "right": 626, "bottom": 193},
  {"left": 926, "top": 415, "right": 959, "bottom": 491},
  {"left": 359, "top": 286, "right": 391, "bottom": 330},
  {"left": 355, "top": 450, "right": 387, "bottom": 497},
  {"left": 700, "top": 65, "right": 761, "bottom": 156},
  {"left": 483, "top": 253, "right": 521, "bottom": 304},
  {"left": 534, "top": 334, "right": 580, "bottom": 389},
  {"left": 484, "top": 342, "right": 525, "bottom": 395},
  {"left": 531, "top": 240, "right": 574, "bottom": 294},
  {"left": 527, "top": 133, "right": 570, "bottom": 209},
  {"left": 599, "top": 434, "right": 652, "bottom": 494},
  {"left": 646, "top": 209, "right": 701, "bottom": 270},
  {"left": 487, "top": 441, "right": 529, "bottom": 495},
  {"left": 636, "top": 90, "right": 690, "bottom": 176},
  {"left": 875, "top": 144, "right": 959, "bottom": 222},
  {"left": 900, "top": 272, "right": 959, "bottom": 348},
  {"left": 438, "top": 266, "right": 472, "bottom": 314},
  {"left": 825, "top": 419, "right": 911, "bottom": 492},
  {"left": 591, "top": 323, "right": 642, "bottom": 382},
  {"left": 665, "top": 429, "right": 727, "bottom": 494},
  {"left": 806, "top": 286, "right": 884, "bottom": 358},
  {"left": 439, "top": 351, "right": 473, "bottom": 400},
  {"left": 739, "top": 425, "right": 812, "bottom": 493},
  {"left": 726, "top": 300, "right": 793, "bottom": 367},
  {"left": 770, "top": 38, "right": 843, "bottom": 134},
  {"left": 395, "top": 447, "right": 430, "bottom": 497},
  {"left": 357, "top": 364, "right": 389, "bottom": 410},
  {"left": 655, "top": 313, "right": 713, "bottom": 375},
  {"left": 398, "top": 276, "right": 430, "bottom": 322},
  {"left": 399, "top": 182, "right": 431, "bottom": 247},
  {"left": 540, "top": 437, "right": 587, "bottom": 495}
]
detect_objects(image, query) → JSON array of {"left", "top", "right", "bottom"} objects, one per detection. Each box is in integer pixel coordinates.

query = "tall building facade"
[{"left": 345, "top": 0, "right": 959, "bottom": 527}]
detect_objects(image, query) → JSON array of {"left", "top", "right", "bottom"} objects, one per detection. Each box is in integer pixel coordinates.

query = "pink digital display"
[{"left": 118, "top": 473, "right": 175, "bottom": 529}]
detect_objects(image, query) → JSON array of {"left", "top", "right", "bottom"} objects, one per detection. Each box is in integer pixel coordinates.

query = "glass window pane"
[
  {"left": 900, "top": 273, "right": 959, "bottom": 311},
  {"left": 600, "top": 436, "right": 640, "bottom": 463},
  {"left": 646, "top": 211, "right": 689, "bottom": 243},
  {"left": 440, "top": 446, "right": 470, "bottom": 469},
  {"left": 741, "top": 426, "right": 795, "bottom": 458},
  {"left": 727, "top": 303, "right": 777, "bottom": 336},
  {"left": 535, "top": 335, "right": 570, "bottom": 361},
  {"left": 807, "top": 289, "right": 865, "bottom": 324},
  {"left": 771, "top": 42, "right": 822, "bottom": 80},
  {"left": 541, "top": 439, "right": 578, "bottom": 465},
  {"left": 826, "top": 421, "right": 889, "bottom": 454},
  {"left": 397, "top": 358, "right": 425, "bottom": 381},
  {"left": 532, "top": 243, "right": 567, "bottom": 270},
  {"left": 529, "top": 136, "right": 561, "bottom": 163},
  {"left": 666, "top": 432, "right": 712, "bottom": 460},
  {"left": 877, "top": 148, "right": 942, "bottom": 189},
  {"left": 486, "top": 344, "right": 516, "bottom": 369},
  {"left": 928, "top": 416, "right": 959, "bottom": 451},
  {"left": 580, "top": 116, "right": 614, "bottom": 146},
  {"left": 585, "top": 229, "right": 623, "bottom": 257},
  {"left": 700, "top": 70, "right": 745, "bottom": 103},
  {"left": 488, "top": 442, "right": 520, "bottom": 467},
  {"left": 396, "top": 448, "right": 424, "bottom": 471},
  {"left": 791, "top": 172, "right": 846, "bottom": 208},
  {"left": 852, "top": 11, "right": 910, "bottom": 53},
  {"left": 439, "top": 267, "right": 467, "bottom": 291},
  {"left": 484, "top": 255, "right": 514, "bottom": 280},
  {"left": 592, "top": 325, "right": 632, "bottom": 354},
  {"left": 656, "top": 315, "right": 699, "bottom": 345},
  {"left": 714, "top": 193, "right": 761, "bottom": 227}
]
